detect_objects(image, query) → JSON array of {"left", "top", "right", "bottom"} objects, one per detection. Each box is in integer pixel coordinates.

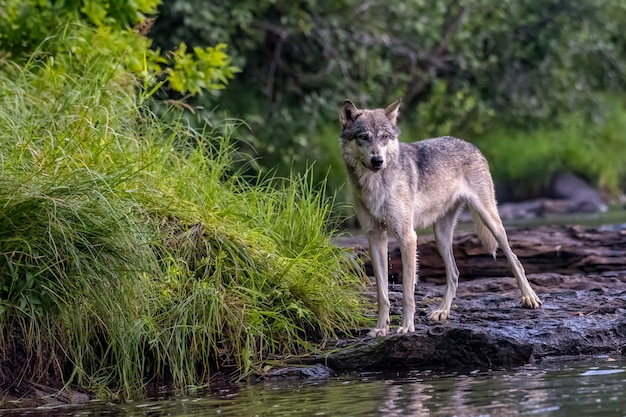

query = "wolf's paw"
[
  {"left": 368, "top": 327, "right": 389, "bottom": 337},
  {"left": 521, "top": 293, "right": 542, "bottom": 309},
  {"left": 396, "top": 316, "right": 415, "bottom": 334},
  {"left": 396, "top": 325, "right": 414, "bottom": 334},
  {"left": 428, "top": 308, "right": 450, "bottom": 322}
]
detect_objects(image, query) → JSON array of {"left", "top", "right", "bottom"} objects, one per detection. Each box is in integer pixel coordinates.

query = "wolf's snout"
[{"left": 371, "top": 156, "right": 384, "bottom": 170}]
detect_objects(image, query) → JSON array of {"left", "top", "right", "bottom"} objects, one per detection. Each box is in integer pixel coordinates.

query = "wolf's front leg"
[
  {"left": 367, "top": 229, "right": 390, "bottom": 337},
  {"left": 397, "top": 230, "right": 417, "bottom": 334}
]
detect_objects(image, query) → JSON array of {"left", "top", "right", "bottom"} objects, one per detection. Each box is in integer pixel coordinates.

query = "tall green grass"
[{"left": 0, "top": 28, "right": 366, "bottom": 399}]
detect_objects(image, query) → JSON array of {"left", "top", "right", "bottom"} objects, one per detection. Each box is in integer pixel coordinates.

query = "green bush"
[{"left": 0, "top": 0, "right": 238, "bottom": 99}]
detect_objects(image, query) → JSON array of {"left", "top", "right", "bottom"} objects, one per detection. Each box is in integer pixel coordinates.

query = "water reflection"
[{"left": 1, "top": 356, "right": 624, "bottom": 416}]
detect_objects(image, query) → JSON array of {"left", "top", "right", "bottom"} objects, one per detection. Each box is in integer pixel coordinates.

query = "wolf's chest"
[{"left": 355, "top": 173, "right": 399, "bottom": 221}]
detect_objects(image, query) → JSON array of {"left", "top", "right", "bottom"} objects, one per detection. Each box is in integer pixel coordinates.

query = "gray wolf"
[{"left": 339, "top": 99, "right": 542, "bottom": 337}]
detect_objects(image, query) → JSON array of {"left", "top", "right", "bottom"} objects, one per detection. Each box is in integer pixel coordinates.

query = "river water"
[{"left": 2, "top": 356, "right": 625, "bottom": 417}]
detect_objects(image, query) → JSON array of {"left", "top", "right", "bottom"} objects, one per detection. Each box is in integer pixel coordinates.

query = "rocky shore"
[
  {"left": 4, "top": 224, "right": 626, "bottom": 407},
  {"left": 308, "top": 271, "right": 626, "bottom": 373},
  {"left": 297, "top": 224, "right": 626, "bottom": 375}
]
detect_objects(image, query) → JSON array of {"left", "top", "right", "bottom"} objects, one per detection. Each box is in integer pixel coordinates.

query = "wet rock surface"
[
  {"left": 0, "top": 381, "right": 95, "bottom": 409},
  {"left": 319, "top": 225, "right": 626, "bottom": 373},
  {"left": 310, "top": 272, "right": 626, "bottom": 372}
]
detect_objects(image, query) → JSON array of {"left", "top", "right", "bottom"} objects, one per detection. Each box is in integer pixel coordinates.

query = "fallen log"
[{"left": 337, "top": 225, "right": 626, "bottom": 284}]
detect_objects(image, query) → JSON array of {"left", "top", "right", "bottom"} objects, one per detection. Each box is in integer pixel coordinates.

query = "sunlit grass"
[{"left": 0, "top": 28, "right": 367, "bottom": 399}]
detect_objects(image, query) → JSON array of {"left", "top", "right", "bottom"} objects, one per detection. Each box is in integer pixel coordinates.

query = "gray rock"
[
  {"left": 304, "top": 272, "right": 626, "bottom": 372},
  {"left": 549, "top": 172, "right": 607, "bottom": 212}
]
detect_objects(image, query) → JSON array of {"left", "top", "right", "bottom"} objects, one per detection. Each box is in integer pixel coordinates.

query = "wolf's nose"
[{"left": 371, "top": 156, "right": 384, "bottom": 170}]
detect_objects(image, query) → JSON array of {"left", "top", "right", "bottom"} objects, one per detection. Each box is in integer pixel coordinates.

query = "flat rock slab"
[{"left": 305, "top": 270, "right": 626, "bottom": 373}]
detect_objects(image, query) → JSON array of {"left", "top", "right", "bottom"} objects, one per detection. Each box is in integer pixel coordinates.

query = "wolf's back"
[{"left": 406, "top": 136, "right": 499, "bottom": 254}]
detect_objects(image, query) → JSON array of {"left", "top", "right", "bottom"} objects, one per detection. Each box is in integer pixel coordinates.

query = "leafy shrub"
[{"left": 0, "top": 0, "right": 238, "bottom": 98}]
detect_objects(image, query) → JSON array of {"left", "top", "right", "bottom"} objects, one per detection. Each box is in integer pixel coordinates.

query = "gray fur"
[{"left": 340, "top": 99, "right": 542, "bottom": 337}]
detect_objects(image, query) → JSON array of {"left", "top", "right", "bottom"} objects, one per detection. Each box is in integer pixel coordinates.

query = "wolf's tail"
[{"left": 470, "top": 209, "right": 498, "bottom": 258}]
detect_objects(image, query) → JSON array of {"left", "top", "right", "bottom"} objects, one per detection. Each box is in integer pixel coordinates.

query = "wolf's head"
[{"left": 339, "top": 100, "right": 401, "bottom": 172}]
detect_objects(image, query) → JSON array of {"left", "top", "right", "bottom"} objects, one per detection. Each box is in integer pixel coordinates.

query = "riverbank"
[{"left": 3, "top": 225, "right": 626, "bottom": 410}]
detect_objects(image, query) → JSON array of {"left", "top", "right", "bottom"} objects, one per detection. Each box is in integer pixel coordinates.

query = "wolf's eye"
[
  {"left": 357, "top": 133, "right": 369, "bottom": 142},
  {"left": 380, "top": 133, "right": 389, "bottom": 140}
]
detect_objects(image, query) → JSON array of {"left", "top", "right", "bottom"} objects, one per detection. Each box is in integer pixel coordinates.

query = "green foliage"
[
  {"left": 0, "top": 0, "right": 159, "bottom": 53},
  {"left": 415, "top": 80, "right": 495, "bottom": 137},
  {"left": 167, "top": 42, "right": 240, "bottom": 96},
  {"left": 0, "top": 0, "right": 238, "bottom": 97},
  {"left": 0, "top": 28, "right": 366, "bottom": 398},
  {"left": 151, "top": 0, "right": 626, "bottom": 193}
]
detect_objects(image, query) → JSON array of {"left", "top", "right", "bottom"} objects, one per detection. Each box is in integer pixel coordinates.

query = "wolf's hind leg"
[
  {"left": 468, "top": 198, "right": 541, "bottom": 309},
  {"left": 428, "top": 205, "right": 462, "bottom": 321}
]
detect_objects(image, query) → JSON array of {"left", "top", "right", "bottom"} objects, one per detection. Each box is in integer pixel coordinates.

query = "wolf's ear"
[
  {"left": 384, "top": 100, "right": 402, "bottom": 125},
  {"left": 340, "top": 100, "right": 360, "bottom": 129}
]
